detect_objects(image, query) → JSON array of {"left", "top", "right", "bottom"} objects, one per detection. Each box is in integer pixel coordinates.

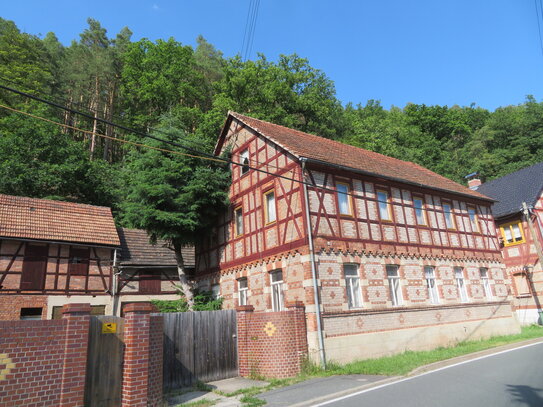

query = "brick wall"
[
  {"left": 0, "top": 303, "right": 90, "bottom": 407},
  {"left": 0, "top": 302, "right": 163, "bottom": 407},
  {"left": 0, "top": 294, "right": 48, "bottom": 320},
  {"left": 237, "top": 302, "right": 308, "bottom": 378}
]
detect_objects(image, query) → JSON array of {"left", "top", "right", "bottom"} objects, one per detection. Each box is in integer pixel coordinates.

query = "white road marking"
[{"left": 313, "top": 340, "right": 543, "bottom": 406}]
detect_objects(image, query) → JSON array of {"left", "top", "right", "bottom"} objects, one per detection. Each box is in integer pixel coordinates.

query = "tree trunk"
[
  {"left": 173, "top": 242, "right": 195, "bottom": 310},
  {"left": 90, "top": 75, "right": 100, "bottom": 160}
]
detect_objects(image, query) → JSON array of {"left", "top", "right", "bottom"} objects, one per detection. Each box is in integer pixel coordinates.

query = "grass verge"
[{"left": 226, "top": 325, "right": 543, "bottom": 403}]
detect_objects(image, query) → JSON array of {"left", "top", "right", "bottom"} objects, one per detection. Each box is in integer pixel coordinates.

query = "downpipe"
[{"left": 301, "top": 158, "right": 327, "bottom": 369}]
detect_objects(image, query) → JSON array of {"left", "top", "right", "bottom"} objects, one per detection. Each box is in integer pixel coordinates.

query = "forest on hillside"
[{"left": 1, "top": 17, "right": 543, "bottom": 222}]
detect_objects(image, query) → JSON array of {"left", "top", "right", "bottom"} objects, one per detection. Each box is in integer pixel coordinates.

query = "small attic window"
[{"left": 240, "top": 149, "right": 250, "bottom": 175}]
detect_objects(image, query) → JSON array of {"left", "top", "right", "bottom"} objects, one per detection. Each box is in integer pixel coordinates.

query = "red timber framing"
[
  {"left": 0, "top": 239, "right": 114, "bottom": 295},
  {"left": 304, "top": 163, "right": 500, "bottom": 260},
  {"left": 197, "top": 114, "right": 502, "bottom": 281},
  {"left": 197, "top": 122, "right": 308, "bottom": 273}
]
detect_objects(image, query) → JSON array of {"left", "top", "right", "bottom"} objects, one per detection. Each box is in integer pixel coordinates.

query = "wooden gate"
[
  {"left": 162, "top": 310, "right": 238, "bottom": 390},
  {"left": 85, "top": 315, "right": 124, "bottom": 407}
]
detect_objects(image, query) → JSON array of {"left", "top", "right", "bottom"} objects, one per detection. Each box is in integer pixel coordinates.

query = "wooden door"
[
  {"left": 20, "top": 245, "right": 48, "bottom": 290},
  {"left": 85, "top": 315, "right": 124, "bottom": 407}
]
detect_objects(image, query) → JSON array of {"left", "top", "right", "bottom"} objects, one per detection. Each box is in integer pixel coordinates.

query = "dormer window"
[{"left": 240, "top": 149, "right": 250, "bottom": 175}]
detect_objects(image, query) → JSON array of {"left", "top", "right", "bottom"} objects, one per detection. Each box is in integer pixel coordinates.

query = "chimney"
[{"left": 464, "top": 172, "right": 481, "bottom": 190}]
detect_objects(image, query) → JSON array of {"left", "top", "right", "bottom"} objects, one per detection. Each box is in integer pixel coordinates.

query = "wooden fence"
[{"left": 162, "top": 310, "right": 238, "bottom": 390}]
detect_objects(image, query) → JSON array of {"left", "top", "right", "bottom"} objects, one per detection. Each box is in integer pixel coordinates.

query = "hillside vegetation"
[{"left": 1, "top": 17, "right": 542, "bottom": 223}]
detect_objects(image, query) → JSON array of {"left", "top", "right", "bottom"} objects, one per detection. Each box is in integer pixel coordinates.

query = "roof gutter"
[{"left": 300, "top": 157, "right": 496, "bottom": 203}]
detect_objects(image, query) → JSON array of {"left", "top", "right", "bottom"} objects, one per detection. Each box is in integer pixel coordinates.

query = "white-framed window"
[
  {"left": 467, "top": 206, "right": 479, "bottom": 233},
  {"left": 443, "top": 203, "right": 455, "bottom": 229},
  {"left": 386, "top": 265, "right": 403, "bottom": 306},
  {"left": 337, "top": 183, "right": 352, "bottom": 215},
  {"left": 264, "top": 190, "right": 276, "bottom": 223},
  {"left": 240, "top": 149, "right": 250, "bottom": 175},
  {"left": 270, "top": 270, "right": 284, "bottom": 311},
  {"left": 344, "top": 264, "right": 362, "bottom": 309},
  {"left": 234, "top": 206, "right": 244, "bottom": 236},
  {"left": 238, "top": 278, "right": 248, "bottom": 306},
  {"left": 211, "top": 284, "right": 220, "bottom": 300},
  {"left": 377, "top": 190, "right": 392, "bottom": 221},
  {"left": 424, "top": 266, "right": 439, "bottom": 304},
  {"left": 455, "top": 267, "right": 468, "bottom": 303},
  {"left": 480, "top": 268, "right": 492, "bottom": 300},
  {"left": 413, "top": 197, "right": 426, "bottom": 225}
]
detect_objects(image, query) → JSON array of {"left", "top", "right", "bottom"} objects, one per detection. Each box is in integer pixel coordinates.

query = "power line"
[
  {"left": 241, "top": 0, "right": 260, "bottom": 61},
  {"left": 0, "top": 81, "right": 296, "bottom": 173},
  {"left": 0, "top": 75, "right": 213, "bottom": 152},
  {"left": 0, "top": 83, "right": 222, "bottom": 162},
  {"left": 0, "top": 101, "right": 486, "bottom": 219},
  {"left": 0, "top": 103, "right": 225, "bottom": 163},
  {"left": 535, "top": 0, "right": 543, "bottom": 57}
]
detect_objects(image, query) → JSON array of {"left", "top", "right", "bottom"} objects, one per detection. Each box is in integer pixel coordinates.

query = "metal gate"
[
  {"left": 162, "top": 310, "right": 238, "bottom": 391},
  {"left": 85, "top": 315, "right": 124, "bottom": 407}
]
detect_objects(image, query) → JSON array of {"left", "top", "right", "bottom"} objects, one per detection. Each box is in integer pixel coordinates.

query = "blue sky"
[{"left": 3, "top": 1, "right": 542, "bottom": 110}]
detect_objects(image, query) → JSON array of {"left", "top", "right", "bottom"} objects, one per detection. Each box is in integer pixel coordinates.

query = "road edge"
[{"left": 284, "top": 336, "right": 543, "bottom": 407}]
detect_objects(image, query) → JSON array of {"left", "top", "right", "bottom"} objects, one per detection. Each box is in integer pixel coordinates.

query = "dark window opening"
[{"left": 20, "top": 307, "right": 42, "bottom": 320}]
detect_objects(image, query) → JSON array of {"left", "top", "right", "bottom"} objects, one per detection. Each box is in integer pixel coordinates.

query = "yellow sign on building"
[{"left": 102, "top": 322, "right": 117, "bottom": 334}]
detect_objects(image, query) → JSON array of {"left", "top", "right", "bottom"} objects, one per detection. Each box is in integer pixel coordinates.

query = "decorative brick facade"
[{"left": 237, "top": 302, "right": 308, "bottom": 378}]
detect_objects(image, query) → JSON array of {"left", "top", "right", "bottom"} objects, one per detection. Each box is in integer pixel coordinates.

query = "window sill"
[{"left": 503, "top": 241, "right": 525, "bottom": 247}]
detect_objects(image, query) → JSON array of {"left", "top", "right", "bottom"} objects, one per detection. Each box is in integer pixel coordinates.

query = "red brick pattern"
[
  {"left": 237, "top": 302, "right": 308, "bottom": 378},
  {"left": 0, "top": 303, "right": 89, "bottom": 407},
  {"left": 121, "top": 302, "right": 163, "bottom": 407},
  {"left": 59, "top": 303, "right": 91, "bottom": 407},
  {"left": 0, "top": 294, "right": 48, "bottom": 320}
]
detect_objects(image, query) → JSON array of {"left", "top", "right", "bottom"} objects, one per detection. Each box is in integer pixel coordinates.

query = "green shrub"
[{"left": 152, "top": 289, "right": 223, "bottom": 312}]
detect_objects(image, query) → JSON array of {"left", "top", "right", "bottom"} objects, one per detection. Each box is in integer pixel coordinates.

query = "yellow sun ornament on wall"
[
  {"left": 264, "top": 321, "right": 277, "bottom": 337},
  {"left": 0, "top": 353, "right": 14, "bottom": 381}
]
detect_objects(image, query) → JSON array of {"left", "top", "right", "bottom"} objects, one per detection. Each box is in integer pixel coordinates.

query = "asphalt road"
[{"left": 316, "top": 342, "right": 543, "bottom": 407}]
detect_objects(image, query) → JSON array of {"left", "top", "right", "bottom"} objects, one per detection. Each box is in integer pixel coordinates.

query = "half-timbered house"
[
  {"left": 0, "top": 194, "right": 192, "bottom": 320},
  {"left": 0, "top": 194, "right": 120, "bottom": 320},
  {"left": 197, "top": 112, "right": 520, "bottom": 363},
  {"left": 476, "top": 162, "right": 543, "bottom": 325}
]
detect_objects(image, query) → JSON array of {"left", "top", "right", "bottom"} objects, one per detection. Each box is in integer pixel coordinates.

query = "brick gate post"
[
  {"left": 59, "top": 303, "right": 91, "bottom": 407},
  {"left": 236, "top": 305, "right": 254, "bottom": 377},
  {"left": 121, "top": 302, "right": 163, "bottom": 407}
]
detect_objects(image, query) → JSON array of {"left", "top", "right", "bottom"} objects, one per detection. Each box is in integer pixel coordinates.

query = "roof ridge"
[
  {"left": 230, "top": 112, "right": 424, "bottom": 167},
  {"left": 227, "top": 112, "right": 491, "bottom": 201},
  {"left": 0, "top": 193, "right": 112, "bottom": 211}
]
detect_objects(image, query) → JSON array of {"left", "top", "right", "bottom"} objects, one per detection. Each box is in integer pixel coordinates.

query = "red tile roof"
[
  {"left": 0, "top": 194, "right": 120, "bottom": 246},
  {"left": 226, "top": 112, "right": 492, "bottom": 201}
]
